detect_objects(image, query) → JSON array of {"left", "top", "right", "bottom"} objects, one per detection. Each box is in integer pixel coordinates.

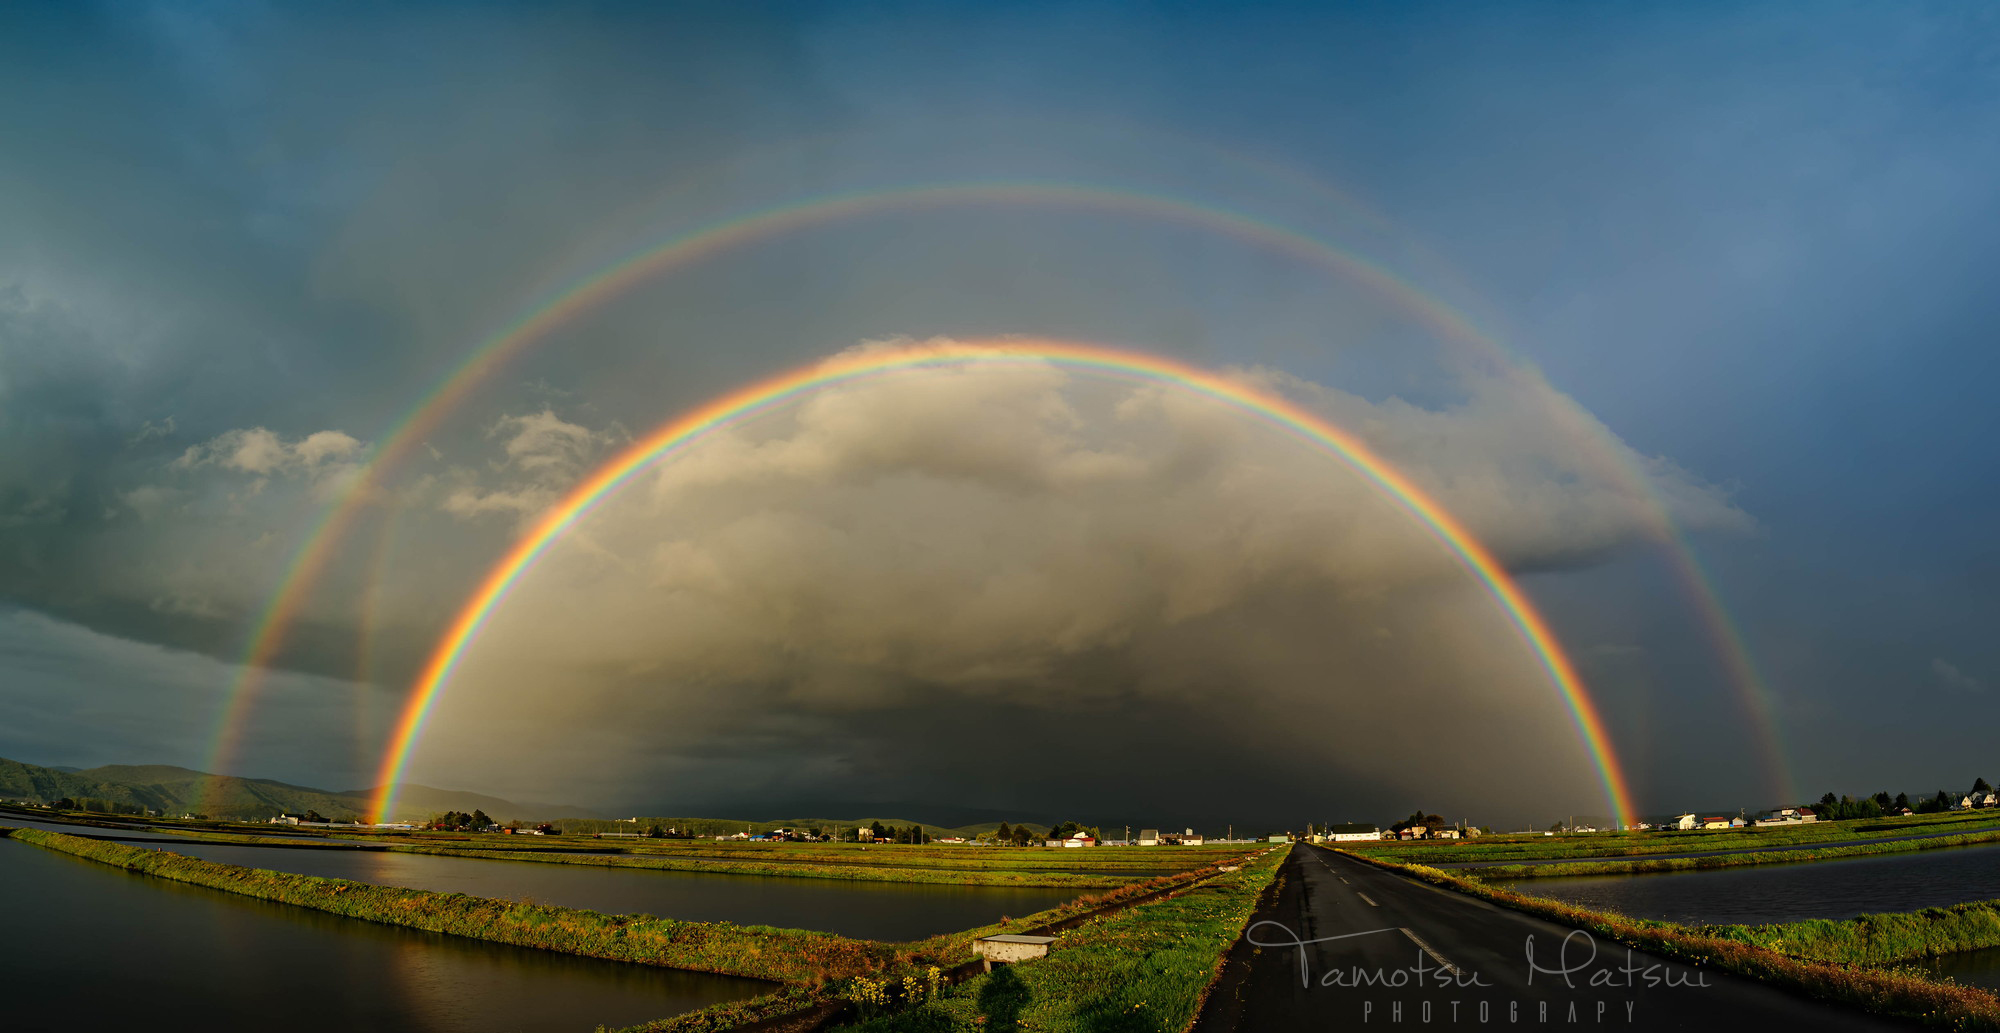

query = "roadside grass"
[
  {"left": 1340, "top": 848, "right": 2000, "bottom": 1030},
  {"left": 1706, "top": 900, "right": 2000, "bottom": 967},
  {"left": 609, "top": 846, "right": 1289, "bottom": 1033}
]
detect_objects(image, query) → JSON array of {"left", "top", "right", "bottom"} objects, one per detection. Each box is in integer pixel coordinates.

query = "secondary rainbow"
[
  {"left": 369, "top": 340, "right": 1638, "bottom": 827},
  {"left": 203, "top": 178, "right": 1785, "bottom": 811}
]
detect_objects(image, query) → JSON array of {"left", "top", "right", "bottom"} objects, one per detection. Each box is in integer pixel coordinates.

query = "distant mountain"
[{"left": 0, "top": 756, "right": 584, "bottom": 823}]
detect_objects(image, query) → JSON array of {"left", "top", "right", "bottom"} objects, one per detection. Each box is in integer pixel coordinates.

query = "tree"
[
  {"left": 1871, "top": 791, "right": 1893, "bottom": 812},
  {"left": 471, "top": 809, "right": 491, "bottom": 828},
  {"left": 643, "top": 824, "right": 664, "bottom": 838},
  {"left": 995, "top": 822, "right": 1012, "bottom": 844},
  {"left": 1976, "top": 778, "right": 1993, "bottom": 796},
  {"left": 869, "top": 820, "right": 887, "bottom": 842},
  {"left": 1820, "top": 792, "right": 1838, "bottom": 810},
  {"left": 1548, "top": 821, "right": 1565, "bottom": 833},
  {"left": 1894, "top": 793, "right": 1910, "bottom": 811}
]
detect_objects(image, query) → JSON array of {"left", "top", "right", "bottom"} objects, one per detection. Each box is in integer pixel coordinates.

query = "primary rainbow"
[
  {"left": 203, "top": 177, "right": 1784, "bottom": 814},
  {"left": 368, "top": 340, "right": 1638, "bottom": 827}
]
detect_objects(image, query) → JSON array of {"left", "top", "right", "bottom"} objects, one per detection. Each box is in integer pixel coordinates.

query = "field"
[
  {"left": 39, "top": 818, "right": 1230, "bottom": 888},
  {"left": 614, "top": 846, "right": 1289, "bottom": 1033},
  {"left": 3, "top": 823, "right": 1270, "bottom": 1032},
  {"left": 1355, "top": 812, "right": 2000, "bottom": 878}
]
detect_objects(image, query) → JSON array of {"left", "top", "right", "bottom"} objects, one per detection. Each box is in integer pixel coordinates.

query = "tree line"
[{"left": 1811, "top": 778, "right": 1992, "bottom": 821}]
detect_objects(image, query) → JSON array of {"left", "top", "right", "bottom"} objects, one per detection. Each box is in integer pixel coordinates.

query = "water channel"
[
  {"left": 3, "top": 816, "right": 1080, "bottom": 941},
  {"left": 1497, "top": 841, "right": 2000, "bottom": 925},
  {"left": 0, "top": 836, "right": 764, "bottom": 1032}
]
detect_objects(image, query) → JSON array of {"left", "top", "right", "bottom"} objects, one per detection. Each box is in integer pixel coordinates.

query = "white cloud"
[{"left": 175, "top": 426, "right": 363, "bottom": 476}]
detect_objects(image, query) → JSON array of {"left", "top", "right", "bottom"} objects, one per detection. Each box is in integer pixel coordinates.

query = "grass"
[
  {"left": 1706, "top": 900, "right": 2000, "bottom": 967},
  {"left": 700, "top": 846, "right": 1290, "bottom": 1033},
  {"left": 1339, "top": 847, "right": 2000, "bottom": 1030}
]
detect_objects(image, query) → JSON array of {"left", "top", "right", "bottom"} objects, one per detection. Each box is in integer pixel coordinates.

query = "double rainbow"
[
  {"left": 199, "top": 177, "right": 1790, "bottom": 820},
  {"left": 367, "top": 340, "right": 1638, "bottom": 828}
]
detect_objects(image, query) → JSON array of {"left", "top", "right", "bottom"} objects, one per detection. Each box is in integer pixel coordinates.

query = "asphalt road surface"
[{"left": 1193, "top": 844, "right": 1910, "bottom": 1031}]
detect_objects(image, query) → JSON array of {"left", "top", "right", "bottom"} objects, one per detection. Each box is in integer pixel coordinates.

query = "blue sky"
[{"left": 2, "top": 1, "right": 1995, "bottom": 825}]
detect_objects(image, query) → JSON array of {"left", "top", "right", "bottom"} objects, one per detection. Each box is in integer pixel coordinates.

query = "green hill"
[{"left": 0, "top": 757, "right": 580, "bottom": 823}]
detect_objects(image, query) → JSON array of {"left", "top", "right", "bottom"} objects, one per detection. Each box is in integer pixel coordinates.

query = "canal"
[
  {"left": 0, "top": 815, "right": 1081, "bottom": 941},
  {"left": 1498, "top": 842, "right": 2000, "bottom": 926},
  {"left": 0, "top": 836, "right": 764, "bottom": 1032}
]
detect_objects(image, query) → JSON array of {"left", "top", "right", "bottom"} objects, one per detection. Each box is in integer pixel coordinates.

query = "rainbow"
[
  {"left": 368, "top": 340, "right": 1638, "bottom": 827},
  {"left": 204, "top": 178, "right": 1786, "bottom": 814}
]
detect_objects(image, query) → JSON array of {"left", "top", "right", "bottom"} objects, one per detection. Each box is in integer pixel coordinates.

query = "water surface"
[
  {"left": 157, "top": 838, "right": 1076, "bottom": 940},
  {"left": 0, "top": 837, "right": 762, "bottom": 1033},
  {"left": 1500, "top": 843, "right": 2000, "bottom": 925}
]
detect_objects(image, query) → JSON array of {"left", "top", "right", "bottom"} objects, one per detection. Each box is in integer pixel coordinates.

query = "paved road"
[
  {"left": 1193, "top": 844, "right": 1910, "bottom": 1031},
  {"left": 1431, "top": 827, "right": 2000, "bottom": 868}
]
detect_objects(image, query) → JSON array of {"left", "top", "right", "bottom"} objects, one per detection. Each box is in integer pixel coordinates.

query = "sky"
[{"left": 2, "top": 1, "right": 1996, "bottom": 829}]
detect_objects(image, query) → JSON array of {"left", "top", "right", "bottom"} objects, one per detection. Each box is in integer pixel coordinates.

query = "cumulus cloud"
[
  {"left": 410, "top": 340, "right": 1751, "bottom": 817},
  {"left": 440, "top": 409, "right": 613, "bottom": 520},
  {"left": 175, "top": 426, "right": 363, "bottom": 476}
]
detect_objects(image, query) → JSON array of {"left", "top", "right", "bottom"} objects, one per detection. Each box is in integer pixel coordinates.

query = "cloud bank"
[{"left": 404, "top": 340, "right": 1746, "bottom": 819}]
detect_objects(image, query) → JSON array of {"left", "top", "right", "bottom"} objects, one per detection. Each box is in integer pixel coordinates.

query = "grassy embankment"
[
  {"left": 1359, "top": 813, "right": 2000, "bottom": 879},
  {"left": 606, "top": 846, "right": 1289, "bottom": 1033},
  {"left": 1704, "top": 902, "right": 2000, "bottom": 968},
  {"left": 1338, "top": 847, "right": 2000, "bottom": 1029},
  {"left": 5, "top": 825, "right": 1258, "bottom": 1030}
]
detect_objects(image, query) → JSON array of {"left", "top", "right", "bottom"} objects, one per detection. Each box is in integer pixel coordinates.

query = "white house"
[
  {"left": 1326, "top": 823, "right": 1379, "bottom": 842},
  {"left": 1672, "top": 813, "right": 1698, "bottom": 830}
]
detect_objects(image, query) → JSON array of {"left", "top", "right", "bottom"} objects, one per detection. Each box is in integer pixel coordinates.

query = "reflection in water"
[
  {"left": 160, "top": 839, "right": 1077, "bottom": 941},
  {"left": 1500, "top": 843, "right": 2000, "bottom": 926},
  {"left": 0, "top": 838, "right": 763, "bottom": 1033},
  {"left": 1926, "top": 946, "right": 2000, "bottom": 993}
]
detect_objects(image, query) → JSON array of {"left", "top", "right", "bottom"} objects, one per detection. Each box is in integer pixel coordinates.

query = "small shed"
[{"left": 973, "top": 934, "right": 1058, "bottom": 971}]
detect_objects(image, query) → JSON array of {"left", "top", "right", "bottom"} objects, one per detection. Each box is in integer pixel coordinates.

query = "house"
[
  {"left": 1700, "top": 817, "right": 1732, "bottom": 830},
  {"left": 1159, "top": 829, "right": 1204, "bottom": 846},
  {"left": 269, "top": 814, "right": 304, "bottom": 826},
  {"left": 1672, "top": 813, "right": 1698, "bottom": 831},
  {"left": 1326, "top": 823, "right": 1378, "bottom": 842},
  {"left": 937, "top": 837, "right": 967, "bottom": 844},
  {"left": 1062, "top": 832, "right": 1097, "bottom": 848},
  {"left": 1796, "top": 808, "right": 1818, "bottom": 822},
  {"left": 1431, "top": 828, "right": 1460, "bottom": 840},
  {"left": 1891, "top": 806, "right": 1914, "bottom": 816},
  {"left": 1137, "top": 829, "right": 1159, "bottom": 846}
]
